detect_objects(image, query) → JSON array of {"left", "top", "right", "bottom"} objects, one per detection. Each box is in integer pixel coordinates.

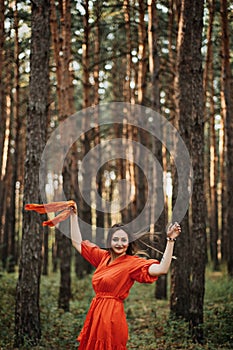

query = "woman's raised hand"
[
  {"left": 166, "top": 222, "right": 181, "bottom": 240},
  {"left": 70, "top": 201, "right": 77, "bottom": 215}
]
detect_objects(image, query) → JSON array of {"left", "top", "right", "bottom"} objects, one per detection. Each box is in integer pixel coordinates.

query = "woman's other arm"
[
  {"left": 148, "top": 222, "right": 181, "bottom": 277},
  {"left": 70, "top": 205, "right": 82, "bottom": 254}
]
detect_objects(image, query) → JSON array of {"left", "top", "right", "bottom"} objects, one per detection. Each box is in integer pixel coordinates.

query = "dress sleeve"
[
  {"left": 129, "top": 256, "right": 160, "bottom": 283},
  {"left": 81, "top": 240, "right": 107, "bottom": 268}
]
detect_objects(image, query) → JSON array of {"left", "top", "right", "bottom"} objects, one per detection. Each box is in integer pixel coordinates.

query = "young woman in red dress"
[{"left": 70, "top": 205, "right": 181, "bottom": 350}]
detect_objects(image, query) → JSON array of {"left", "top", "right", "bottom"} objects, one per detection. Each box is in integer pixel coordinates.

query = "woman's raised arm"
[
  {"left": 70, "top": 205, "right": 82, "bottom": 254},
  {"left": 148, "top": 222, "right": 181, "bottom": 277}
]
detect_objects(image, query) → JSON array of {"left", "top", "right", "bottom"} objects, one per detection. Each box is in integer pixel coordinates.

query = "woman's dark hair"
[
  {"left": 106, "top": 223, "right": 139, "bottom": 256},
  {"left": 106, "top": 223, "right": 162, "bottom": 258}
]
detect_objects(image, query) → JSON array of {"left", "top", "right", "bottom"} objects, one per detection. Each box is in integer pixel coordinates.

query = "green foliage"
[{"left": 0, "top": 269, "right": 232, "bottom": 349}]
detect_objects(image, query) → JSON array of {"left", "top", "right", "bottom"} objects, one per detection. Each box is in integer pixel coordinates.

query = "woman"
[{"left": 70, "top": 205, "right": 181, "bottom": 350}]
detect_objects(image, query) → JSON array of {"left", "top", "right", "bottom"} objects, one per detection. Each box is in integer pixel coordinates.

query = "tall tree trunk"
[
  {"left": 1, "top": 64, "right": 12, "bottom": 269},
  {"left": 203, "top": 0, "right": 218, "bottom": 270},
  {"left": 121, "top": 0, "right": 135, "bottom": 224},
  {"left": 15, "top": 0, "right": 50, "bottom": 346},
  {"left": 148, "top": 0, "right": 167, "bottom": 299},
  {"left": 50, "top": 0, "right": 74, "bottom": 310},
  {"left": 137, "top": 0, "right": 147, "bottom": 105},
  {"left": 0, "top": 0, "right": 6, "bottom": 257},
  {"left": 166, "top": 0, "right": 178, "bottom": 123},
  {"left": 188, "top": 0, "right": 206, "bottom": 342},
  {"left": 202, "top": 0, "right": 214, "bottom": 265},
  {"left": 7, "top": 0, "right": 20, "bottom": 273},
  {"left": 220, "top": 0, "right": 233, "bottom": 277},
  {"left": 123, "top": 0, "right": 132, "bottom": 104},
  {"left": 80, "top": 0, "right": 92, "bottom": 238},
  {"left": 219, "top": 92, "right": 227, "bottom": 261},
  {"left": 75, "top": 0, "right": 93, "bottom": 276},
  {"left": 170, "top": 0, "right": 192, "bottom": 320},
  {"left": 0, "top": 0, "right": 5, "bottom": 175},
  {"left": 93, "top": 1, "right": 104, "bottom": 246},
  {"left": 209, "top": 48, "right": 219, "bottom": 271}
]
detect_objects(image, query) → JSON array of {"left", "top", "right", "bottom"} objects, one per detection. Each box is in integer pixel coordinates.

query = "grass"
[{"left": 0, "top": 267, "right": 232, "bottom": 349}]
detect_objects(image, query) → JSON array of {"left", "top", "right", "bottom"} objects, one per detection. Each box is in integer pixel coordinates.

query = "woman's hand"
[
  {"left": 70, "top": 201, "right": 77, "bottom": 215},
  {"left": 166, "top": 222, "right": 181, "bottom": 240}
]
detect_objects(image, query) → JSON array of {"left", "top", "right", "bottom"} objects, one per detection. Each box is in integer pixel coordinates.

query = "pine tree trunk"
[
  {"left": 7, "top": 0, "right": 20, "bottom": 273},
  {"left": 219, "top": 93, "right": 227, "bottom": 261},
  {"left": 0, "top": 0, "right": 5, "bottom": 176},
  {"left": 188, "top": 0, "right": 206, "bottom": 342},
  {"left": 15, "top": 0, "right": 50, "bottom": 345},
  {"left": 220, "top": 0, "right": 233, "bottom": 277},
  {"left": 171, "top": 0, "right": 193, "bottom": 320},
  {"left": 137, "top": 0, "right": 147, "bottom": 105},
  {"left": 203, "top": 0, "right": 214, "bottom": 265},
  {"left": 122, "top": 0, "right": 136, "bottom": 223},
  {"left": 209, "top": 53, "right": 219, "bottom": 271},
  {"left": 148, "top": 0, "right": 167, "bottom": 299},
  {"left": 1, "top": 64, "right": 12, "bottom": 270},
  {"left": 50, "top": 0, "right": 75, "bottom": 310},
  {"left": 219, "top": 3, "right": 228, "bottom": 262},
  {"left": 172, "top": 4, "right": 206, "bottom": 342},
  {"left": 42, "top": 225, "right": 49, "bottom": 275},
  {"left": 203, "top": 0, "right": 218, "bottom": 270},
  {"left": 80, "top": 0, "right": 92, "bottom": 238},
  {"left": 74, "top": 0, "right": 93, "bottom": 275},
  {"left": 93, "top": 2, "right": 105, "bottom": 246}
]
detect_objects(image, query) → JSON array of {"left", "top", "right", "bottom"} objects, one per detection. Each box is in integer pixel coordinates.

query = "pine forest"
[{"left": 0, "top": 0, "right": 233, "bottom": 349}]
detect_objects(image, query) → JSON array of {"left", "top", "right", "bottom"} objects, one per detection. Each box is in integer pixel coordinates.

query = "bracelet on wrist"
[{"left": 166, "top": 237, "right": 176, "bottom": 242}]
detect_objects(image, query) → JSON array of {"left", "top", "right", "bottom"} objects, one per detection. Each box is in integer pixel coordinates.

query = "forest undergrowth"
[{"left": 0, "top": 266, "right": 232, "bottom": 350}]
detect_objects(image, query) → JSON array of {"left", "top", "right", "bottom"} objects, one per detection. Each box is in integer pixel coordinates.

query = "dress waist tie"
[{"left": 95, "top": 295, "right": 123, "bottom": 303}]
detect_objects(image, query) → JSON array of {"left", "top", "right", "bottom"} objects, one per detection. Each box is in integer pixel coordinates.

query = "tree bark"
[
  {"left": 171, "top": 0, "right": 192, "bottom": 320},
  {"left": 50, "top": 0, "right": 75, "bottom": 310},
  {"left": 188, "top": 0, "right": 206, "bottom": 342},
  {"left": 220, "top": 0, "right": 233, "bottom": 277},
  {"left": 7, "top": 0, "right": 21, "bottom": 273},
  {"left": 15, "top": 0, "right": 50, "bottom": 345},
  {"left": 0, "top": 0, "right": 5, "bottom": 175},
  {"left": 148, "top": 0, "right": 167, "bottom": 299}
]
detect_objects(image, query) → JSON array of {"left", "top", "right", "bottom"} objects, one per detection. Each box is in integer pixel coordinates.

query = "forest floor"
[{"left": 0, "top": 266, "right": 232, "bottom": 350}]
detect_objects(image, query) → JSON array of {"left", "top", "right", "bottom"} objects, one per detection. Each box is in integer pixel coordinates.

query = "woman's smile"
[{"left": 111, "top": 230, "right": 129, "bottom": 257}]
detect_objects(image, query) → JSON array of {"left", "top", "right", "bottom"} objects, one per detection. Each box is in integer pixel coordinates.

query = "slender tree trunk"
[
  {"left": 120, "top": 0, "right": 133, "bottom": 224},
  {"left": 0, "top": 0, "right": 5, "bottom": 176},
  {"left": 148, "top": 0, "right": 167, "bottom": 299},
  {"left": 188, "top": 0, "right": 206, "bottom": 342},
  {"left": 1, "top": 64, "right": 12, "bottom": 269},
  {"left": 0, "top": 0, "right": 6, "bottom": 256},
  {"left": 93, "top": 1, "right": 105, "bottom": 246},
  {"left": 15, "top": 0, "right": 50, "bottom": 345},
  {"left": 75, "top": 0, "right": 93, "bottom": 276},
  {"left": 166, "top": 0, "right": 178, "bottom": 122},
  {"left": 171, "top": 0, "right": 193, "bottom": 320},
  {"left": 80, "top": 0, "right": 92, "bottom": 239},
  {"left": 42, "top": 225, "right": 49, "bottom": 275},
  {"left": 123, "top": 0, "right": 132, "bottom": 103},
  {"left": 209, "top": 51, "right": 219, "bottom": 270},
  {"left": 7, "top": 0, "right": 20, "bottom": 273},
  {"left": 219, "top": 93, "right": 227, "bottom": 261},
  {"left": 203, "top": 0, "right": 218, "bottom": 269},
  {"left": 220, "top": 0, "right": 233, "bottom": 277},
  {"left": 218, "top": 2, "right": 228, "bottom": 262},
  {"left": 203, "top": 0, "right": 214, "bottom": 265},
  {"left": 137, "top": 0, "right": 147, "bottom": 105},
  {"left": 51, "top": 0, "right": 74, "bottom": 310}
]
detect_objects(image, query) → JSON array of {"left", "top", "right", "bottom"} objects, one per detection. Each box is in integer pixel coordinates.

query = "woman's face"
[{"left": 111, "top": 229, "right": 129, "bottom": 257}]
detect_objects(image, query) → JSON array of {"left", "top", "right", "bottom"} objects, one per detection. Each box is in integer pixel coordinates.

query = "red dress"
[{"left": 77, "top": 240, "right": 159, "bottom": 350}]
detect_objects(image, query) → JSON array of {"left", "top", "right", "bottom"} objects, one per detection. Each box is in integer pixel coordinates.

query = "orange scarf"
[{"left": 25, "top": 200, "right": 76, "bottom": 227}]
